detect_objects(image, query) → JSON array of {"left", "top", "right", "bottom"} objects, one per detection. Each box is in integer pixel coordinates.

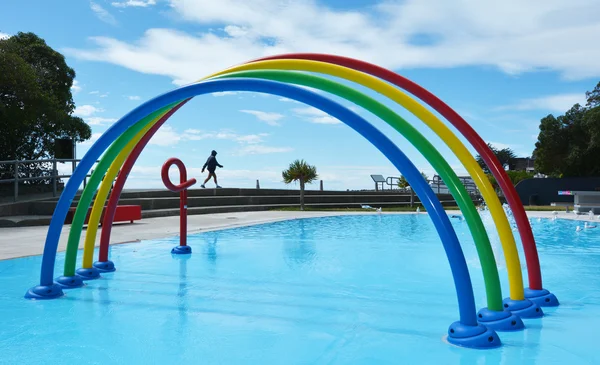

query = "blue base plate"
[
  {"left": 172, "top": 245, "right": 192, "bottom": 255},
  {"left": 76, "top": 267, "right": 101, "bottom": 280},
  {"left": 524, "top": 288, "right": 559, "bottom": 307},
  {"left": 477, "top": 308, "right": 524, "bottom": 331},
  {"left": 447, "top": 321, "right": 501, "bottom": 349},
  {"left": 93, "top": 260, "right": 116, "bottom": 273},
  {"left": 24, "top": 284, "right": 64, "bottom": 300},
  {"left": 503, "top": 298, "right": 544, "bottom": 318},
  {"left": 55, "top": 275, "right": 85, "bottom": 289}
]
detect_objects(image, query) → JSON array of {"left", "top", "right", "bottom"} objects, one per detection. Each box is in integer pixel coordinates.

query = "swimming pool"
[{"left": 0, "top": 214, "right": 598, "bottom": 364}]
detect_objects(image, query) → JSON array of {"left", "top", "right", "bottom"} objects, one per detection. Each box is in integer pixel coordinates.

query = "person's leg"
[
  {"left": 214, "top": 174, "right": 221, "bottom": 188},
  {"left": 201, "top": 172, "right": 212, "bottom": 188}
]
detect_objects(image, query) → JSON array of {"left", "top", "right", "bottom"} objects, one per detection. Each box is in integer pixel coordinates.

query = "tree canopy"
[
  {"left": 282, "top": 159, "right": 318, "bottom": 211},
  {"left": 475, "top": 143, "right": 517, "bottom": 173},
  {"left": 0, "top": 32, "right": 91, "bottom": 165},
  {"left": 533, "top": 81, "right": 600, "bottom": 177},
  {"left": 397, "top": 172, "right": 428, "bottom": 189}
]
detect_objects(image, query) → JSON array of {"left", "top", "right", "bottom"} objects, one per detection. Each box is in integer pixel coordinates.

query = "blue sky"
[{"left": 1, "top": 0, "right": 599, "bottom": 190}]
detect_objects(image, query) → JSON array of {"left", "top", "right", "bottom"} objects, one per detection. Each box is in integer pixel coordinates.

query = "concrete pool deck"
[{"left": 0, "top": 209, "right": 597, "bottom": 261}]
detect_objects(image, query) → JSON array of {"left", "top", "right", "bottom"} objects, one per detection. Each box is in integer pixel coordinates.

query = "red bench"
[{"left": 64, "top": 205, "right": 142, "bottom": 225}]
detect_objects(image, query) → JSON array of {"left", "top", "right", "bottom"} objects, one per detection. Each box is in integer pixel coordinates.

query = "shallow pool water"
[{"left": 0, "top": 214, "right": 599, "bottom": 364}]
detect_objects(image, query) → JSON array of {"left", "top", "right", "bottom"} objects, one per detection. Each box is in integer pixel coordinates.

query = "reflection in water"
[
  {"left": 283, "top": 220, "right": 316, "bottom": 268},
  {"left": 206, "top": 235, "right": 218, "bottom": 265},
  {"left": 173, "top": 254, "right": 190, "bottom": 330}
]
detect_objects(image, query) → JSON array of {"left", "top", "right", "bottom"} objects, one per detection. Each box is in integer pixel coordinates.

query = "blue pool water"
[{"left": 0, "top": 214, "right": 599, "bottom": 364}]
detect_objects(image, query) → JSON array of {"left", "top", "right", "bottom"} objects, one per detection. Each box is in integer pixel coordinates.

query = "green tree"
[
  {"left": 282, "top": 160, "right": 318, "bottom": 211},
  {"left": 506, "top": 171, "right": 535, "bottom": 186},
  {"left": 475, "top": 143, "right": 517, "bottom": 173},
  {"left": 397, "top": 172, "right": 428, "bottom": 189},
  {"left": 0, "top": 32, "right": 91, "bottom": 182},
  {"left": 397, "top": 175, "right": 409, "bottom": 189},
  {"left": 533, "top": 81, "right": 600, "bottom": 177}
]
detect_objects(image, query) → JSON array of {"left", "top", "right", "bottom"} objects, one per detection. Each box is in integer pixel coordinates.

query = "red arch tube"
[
  {"left": 252, "top": 53, "right": 542, "bottom": 290},
  {"left": 98, "top": 100, "right": 190, "bottom": 262}
]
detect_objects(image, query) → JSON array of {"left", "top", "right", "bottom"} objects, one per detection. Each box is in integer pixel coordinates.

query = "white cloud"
[
  {"left": 66, "top": 0, "right": 600, "bottom": 85},
  {"left": 212, "top": 91, "right": 239, "bottom": 97},
  {"left": 148, "top": 126, "right": 271, "bottom": 146},
  {"left": 90, "top": 2, "right": 117, "bottom": 25},
  {"left": 496, "top": 93, "right": 586, "bottom": 112},
  {"left": 79, "top": 132, "right": 102, "bottom": 146},
  {"left": 112, "top": 0, "right": 156, "bottom": 8},
  {"left": 240, "top": 110, "right": 284, "bottom": 126},
  {"left": 86, "top": 117, "right": 118, "bottom": 126},
  {"left": 236, "top": 133, "right": 268, "bottom": 144},
  {"left": 185, "top": 130, "right": 269, "bottom": 144},
  {"left": 89, "top": 90, "right": 100, "bottom": 95},
  {"left": 292, "top": 107, "right": 341, "bottom": 125},
  {"left": 224, "top": 25, "right": 248, "bottom": 38},
  {"left": 0, "top": 32, "right": 10, "bottom": 40},
  {"left": 127, "top": 95, "right": 141, "bottom": 100},
  {"left": 234, "top": 145, "right": 293, "bottom": 155},
  {"left": 100, "top": 93, "right": 109, "bottom": 98},
  {"left": 71, "top": 80, "right": 82, "bottom": 94},
  {"left": 149, "top": 125, "right": 182, "bottom": 146},
  {"left": 73, "top": 104, "right": 117, "bottom": 126},
  {"left": 74, "top": 104, "right": 104, "bottom": 117}
]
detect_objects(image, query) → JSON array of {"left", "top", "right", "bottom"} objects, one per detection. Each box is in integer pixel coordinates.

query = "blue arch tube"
[{"left": 26, "top": 78, "right": 498, "bottom": 348}]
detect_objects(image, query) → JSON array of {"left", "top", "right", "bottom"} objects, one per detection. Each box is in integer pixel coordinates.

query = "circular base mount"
[
  {"left": 477, "top": 308, "right": 524, "bottom": 331},
  {"left": 76, "top": 267, "right": 101, "bottom": 280},
  {"left": 447, "top": 321, "right": 501, "bottom": 349},
  {"left": 55, "top": 275, "right": 85, "bottom": 289},
  {"left": 524, "top": 288, "right": 559, "bottom": 307},
  {"left": 503, "top": 298, "right": 544, "bottom": 318},
  {"left": 93, "top": 260, "right": 116, "bottom": 273},
  {"left": 172, "top": 245, "right": 192, "bottom": 255},
  {"left": 25, "top": 284, "right": 64, "bottom": 300}
]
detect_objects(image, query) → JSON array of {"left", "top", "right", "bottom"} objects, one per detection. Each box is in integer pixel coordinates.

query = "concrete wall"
[{"left": 0, "top": 188, "right": 463, "bottom": 217}]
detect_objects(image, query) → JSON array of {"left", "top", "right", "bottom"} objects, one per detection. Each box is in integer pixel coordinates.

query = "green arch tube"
[
  {"left": 216, "top": 70, "right": 503, "bottom": 311},
  {"left": 63, "top": 103, "right": 177, "bottom": 276},
  {"left": 62, "top": 72, "right": 503, "bottom": 312}
]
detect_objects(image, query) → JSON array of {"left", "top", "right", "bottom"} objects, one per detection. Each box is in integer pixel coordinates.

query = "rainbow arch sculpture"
[{"left": 24, "top": 54, "right": 558, "bottom": 349}]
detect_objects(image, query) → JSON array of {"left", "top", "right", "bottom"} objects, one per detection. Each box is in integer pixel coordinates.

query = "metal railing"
[
  {"left": 381, "top": 175, "right": 481, "bottom": 196},
  {"left": 0, "top": 158, "right": 97, "bottom": 202}
]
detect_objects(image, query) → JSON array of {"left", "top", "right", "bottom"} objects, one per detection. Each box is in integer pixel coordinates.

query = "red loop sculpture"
[{"left": 161, "top": 158, "right": 196, "bottom": 250}]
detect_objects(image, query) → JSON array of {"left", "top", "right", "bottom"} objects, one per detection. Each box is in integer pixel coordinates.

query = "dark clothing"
[{"left": 203, "top": 156, "right": 222, "bottom": 172}]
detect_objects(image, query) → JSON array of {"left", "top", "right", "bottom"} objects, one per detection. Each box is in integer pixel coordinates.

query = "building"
[{"left": 511, "top": 157, "right": 535, "bottom": 172}]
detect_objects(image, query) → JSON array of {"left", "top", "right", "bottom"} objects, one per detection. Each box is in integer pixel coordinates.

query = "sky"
[{"left": 1, "top": 0, "right": 599, "bottom": 191}]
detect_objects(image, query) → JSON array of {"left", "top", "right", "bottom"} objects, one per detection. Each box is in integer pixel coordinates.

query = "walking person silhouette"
[{"left": 201, "top": 150, "right": 223, "bottom": 188}]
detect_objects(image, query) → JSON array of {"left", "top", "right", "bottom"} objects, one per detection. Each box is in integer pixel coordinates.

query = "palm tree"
[{"left": 282, "top": 159, "right": 318, "bottom": 211}]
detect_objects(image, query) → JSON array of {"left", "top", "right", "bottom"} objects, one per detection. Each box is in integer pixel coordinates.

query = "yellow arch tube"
[
  {"left": 85, "top": 59, "right": 524, "bottom": 300},
  {"left": 208, "top": 60, "right": 524, "bottom": 300},
  {"left": 81, "top": 111, "right": 168, "bottom": 269}
]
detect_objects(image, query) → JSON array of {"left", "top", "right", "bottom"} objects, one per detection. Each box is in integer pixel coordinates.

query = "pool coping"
[{"left": 0, "top": 209, "right": 596, "bottom": 261}]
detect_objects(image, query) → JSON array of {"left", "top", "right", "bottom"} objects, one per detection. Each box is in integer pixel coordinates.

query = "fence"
[
  {"left": 0, "top": 159, "right": 97, "bottom": 202},
  {"left": 381, "top": 175, "right": 481, "bottom": 196}
]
